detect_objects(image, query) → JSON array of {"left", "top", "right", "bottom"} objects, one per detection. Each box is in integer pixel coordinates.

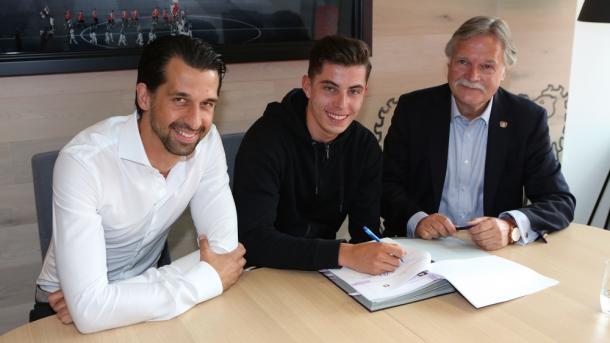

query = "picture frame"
[{"left": 0, "top": 0, "right": 372, "bottom": 77}]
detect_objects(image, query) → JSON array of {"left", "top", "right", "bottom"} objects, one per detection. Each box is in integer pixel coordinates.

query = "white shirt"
[{"left": 36, "top": 112, "right": 238, "bottom": 333}]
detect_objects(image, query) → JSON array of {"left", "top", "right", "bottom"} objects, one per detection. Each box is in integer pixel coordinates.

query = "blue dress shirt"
[{"left": 406, "top": 96, "right": 538, "bottom": 245}]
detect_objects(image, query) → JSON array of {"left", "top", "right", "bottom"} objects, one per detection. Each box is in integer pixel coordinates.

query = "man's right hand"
[
  {"left": 48, "top": 290, "right": 73, "bottom": 324},
  {"left": 415, "top": 213, "right": 457, "bottom": 239},
  {"left": 199, "top": 237, "right": 246, "bottom": 291},
  {"left": 338, "top": 241, "right": 406, "bottom": 275}
]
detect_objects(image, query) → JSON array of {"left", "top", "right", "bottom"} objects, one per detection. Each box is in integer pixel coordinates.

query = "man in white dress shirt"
[{"left": 30, "top": 35, "right": 246, "bottom": 333}]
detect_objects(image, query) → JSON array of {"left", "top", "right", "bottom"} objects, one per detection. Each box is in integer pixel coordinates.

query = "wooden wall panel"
[
  {"left": 366, "top": 0, "right": 576, "bottom": 156},
  {"left": 0, "top": 0, "right": 576, "bottom": 227}
]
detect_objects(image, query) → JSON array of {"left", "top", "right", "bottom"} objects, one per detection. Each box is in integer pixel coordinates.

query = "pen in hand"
[{"left": 362, "top": 226, "right": 404, "bottom": 262}]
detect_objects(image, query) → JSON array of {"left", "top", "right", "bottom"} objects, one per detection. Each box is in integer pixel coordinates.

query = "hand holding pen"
[
  {"left": 362, "top": 226, "right": 405, "bottom": 262},
  {"left": 337, "top": 227, "right": 406, "bottom": 275}
]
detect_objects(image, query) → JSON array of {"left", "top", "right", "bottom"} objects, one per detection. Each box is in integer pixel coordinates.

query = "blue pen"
[
  {"left": 362, "top": 226, "right": 404, "bottom": 262},
  {"left": 362, "top": 225, "right": 382, "bottom": 242}
]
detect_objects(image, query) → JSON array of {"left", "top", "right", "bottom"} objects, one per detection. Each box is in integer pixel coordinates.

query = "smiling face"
[
  {"left": 302, "top": 63, "right": 367, "bottom": 143},
  {"left": 137, "top": 56, "right": 219, "bottom": 170},
  {"left": 447, "top": 34, "right": 506, "bottom": 119}
]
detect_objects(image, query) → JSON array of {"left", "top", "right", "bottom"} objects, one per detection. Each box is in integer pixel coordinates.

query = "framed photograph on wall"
[{"left": 0, "top": 0, "right": 372, "bottom": 76}]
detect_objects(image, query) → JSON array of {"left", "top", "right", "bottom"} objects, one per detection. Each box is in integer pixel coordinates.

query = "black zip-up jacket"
[{"left": 233, "top": 89, "right": 382, "bottom": 270}]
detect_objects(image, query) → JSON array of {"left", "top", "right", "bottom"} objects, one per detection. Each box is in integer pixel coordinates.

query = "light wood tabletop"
[{"left": 2, "top": 223, "right": 609, "bottom": 342}]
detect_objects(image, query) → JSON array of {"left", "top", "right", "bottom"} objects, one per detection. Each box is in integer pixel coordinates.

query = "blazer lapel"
[
  {"left": 429, "top": 87, "right": 452, "bottom": 208},
  {"left": 484, "top": 89, "right": 510, "bottom": 215}
]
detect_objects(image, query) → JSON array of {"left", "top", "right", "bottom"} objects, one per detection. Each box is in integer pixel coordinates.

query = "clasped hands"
[{"left": 415, "top": 213, "right": 512, "bottom": 250}]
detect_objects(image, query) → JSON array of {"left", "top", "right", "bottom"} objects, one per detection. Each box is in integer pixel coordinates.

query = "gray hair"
[{"left": 445, "top": 16, "right": 517, "bottom": 67}]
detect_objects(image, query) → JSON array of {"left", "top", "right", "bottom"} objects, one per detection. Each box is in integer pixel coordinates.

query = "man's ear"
[
  {"left": 135, "top": 83, "right": 151, "bottom": 111},
  {"left": 301, "top": 74, "right": 311, "bottom": 98}
]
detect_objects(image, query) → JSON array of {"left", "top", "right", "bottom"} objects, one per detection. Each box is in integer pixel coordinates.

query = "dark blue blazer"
[{"left": 381, "top": 84, "right": 575, "bottom": 237}]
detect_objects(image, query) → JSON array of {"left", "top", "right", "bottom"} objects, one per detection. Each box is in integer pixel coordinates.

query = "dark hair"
[
  {"left": 307, "top": 35, "right": 372, "bottom": 81},
  {"left": 135, "top": 36, "right": 226, "bottom": 115}
]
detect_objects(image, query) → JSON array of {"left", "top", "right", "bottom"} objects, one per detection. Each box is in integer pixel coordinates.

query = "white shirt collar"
[{"left": 118, "top": 111, "right": 152, "bottom": 166}]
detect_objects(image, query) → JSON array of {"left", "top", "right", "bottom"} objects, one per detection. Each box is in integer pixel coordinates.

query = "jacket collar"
[{"left": 429, "top": 85, "right": 453, "bottom": 205}]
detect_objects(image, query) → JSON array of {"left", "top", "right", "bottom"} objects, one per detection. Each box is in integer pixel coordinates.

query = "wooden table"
[{"left": 2, "top": 223, "right": 609, "bottom": 342}]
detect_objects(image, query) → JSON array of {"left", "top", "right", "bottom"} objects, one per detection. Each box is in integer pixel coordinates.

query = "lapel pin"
[{"left": 499, "top": 121, "right": 508, "bottom": 128}]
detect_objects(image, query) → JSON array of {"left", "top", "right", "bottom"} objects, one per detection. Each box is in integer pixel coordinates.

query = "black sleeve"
[
  {"left": 233, "top": 122, "right": 342, "bottom": 271},
  {"left": 519, "top": 107, "right": 575, "bottom": 233}
]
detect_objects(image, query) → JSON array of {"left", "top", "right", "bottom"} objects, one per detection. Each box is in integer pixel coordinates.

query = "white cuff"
[
  {"left": 151, "top": 251, "right": 223, "bottom": 320},
  {"left": 500, "top": 210, "right": 538, "bottom": 245}
]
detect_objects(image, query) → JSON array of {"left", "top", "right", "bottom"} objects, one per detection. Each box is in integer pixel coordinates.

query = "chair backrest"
[
  {"left": 220, "top": 132, "right": 245, "bottom": 189},
  {"left": 30, "top": 132, "right": 245, "bottom": 261},
  {"left": 31, "top": 151, "right": 59, "bottom": 260}
]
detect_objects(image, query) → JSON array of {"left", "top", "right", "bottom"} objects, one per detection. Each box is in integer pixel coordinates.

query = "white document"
[
  {"left": 430, "top": 255, "right": 559, "bottom": 308},
  {"left": 394, "top": 236, "right": 489, "bottom": 261},
  {"left": 326, "top": 237, "right": 558, "bottom": 308},
  {"left": 329, "top": 248, "right": 433, "bottom": 301}
]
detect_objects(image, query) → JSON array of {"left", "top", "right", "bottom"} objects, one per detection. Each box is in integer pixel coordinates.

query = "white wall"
[{"left": 563, "top": 1, "right": 610, "bottom": 226}]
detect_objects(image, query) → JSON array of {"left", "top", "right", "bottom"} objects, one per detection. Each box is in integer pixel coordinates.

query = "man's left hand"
[{"left": 466, "top": 217, "right": 512, "bottom": 251}]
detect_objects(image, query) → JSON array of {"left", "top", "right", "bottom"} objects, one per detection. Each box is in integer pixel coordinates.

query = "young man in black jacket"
[{"left": 233, "top": 35, "right": 405, "bottom": 275}]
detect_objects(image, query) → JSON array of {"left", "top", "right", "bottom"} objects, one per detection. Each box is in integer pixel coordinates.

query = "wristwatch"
[{"left": 508, "top": 225, "right": 521, "bottom": 244}]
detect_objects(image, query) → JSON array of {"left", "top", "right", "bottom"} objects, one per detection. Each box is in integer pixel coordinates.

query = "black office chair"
[
  {"left": 588, "top": 168, "right": 610, "bottom": 230},
  {"left": 30, "top": 132, "right": 245, "bottom": 264},
  {"left": 220, "top": 132, "right": 245, "bottom": 189}
]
